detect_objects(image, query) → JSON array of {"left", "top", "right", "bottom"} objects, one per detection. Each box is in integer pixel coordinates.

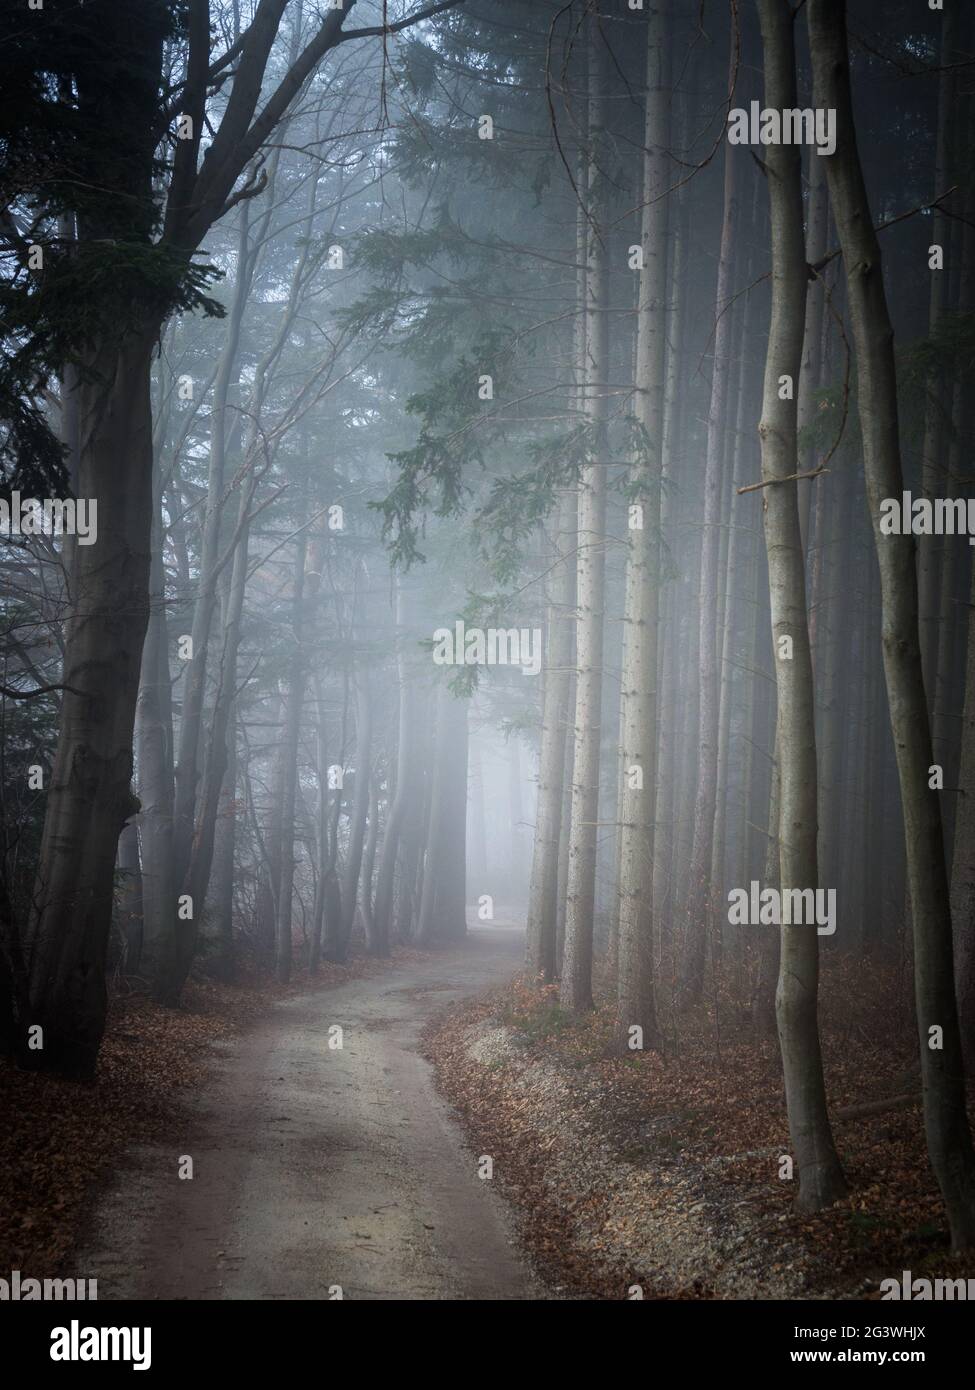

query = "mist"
[{"left": 1, "top": 0, "right": 974, "bottom": 1330}]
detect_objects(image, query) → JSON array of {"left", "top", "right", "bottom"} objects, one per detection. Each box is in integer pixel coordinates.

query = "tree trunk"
[
  {"left": 331, "top": 675, "right": 372, "bottom": 962},
  {"left": 757, "top": 0, "right": 847, "bottom": 1213},
  {"left": 615, "top": 0, "right": 669, "bottom": 1051},
  {"left": 25, "top": 326, "right": 158, "bottom": 1078},
  {"left": 416, "top": 684, "right": 468, "bottom": 946},
  {"left": 136, "top": 471, "right": 177, "bottom": 996},
  {"left": 809, "top": 0, "right": 975, "bottom": 1249},
  {"left": 526, "top": 488, "right": 575, "bottom": 979},
  {"left": 274, "top": 530, "right": 310, "bottom": 984},
  {"left": 918, "top": 6, "right": 961, "bottom": 700},
  {"left": 116, "top": 817, "right": 143, "bottom": 976},
  {"left": 561, "top": 16, "right": 610, "bottom": 1014},
  {"left": 680, "top": 85, "right": 739, "bottom": 1004},
  {"left": 207, "top": 713, "right": 237, "bottom": 982},
  {"left": 372, "top": 583, "right": 416, "bottom": 955}
]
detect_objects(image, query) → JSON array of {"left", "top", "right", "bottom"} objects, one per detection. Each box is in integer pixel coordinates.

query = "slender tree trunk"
[
  {"left": 757, "top": 0, "right": 847, "bottom": 1211},
  {"left": 796, "top": 152, "right": 829, "bottom": 555},
  {"left": 561, "top": 18, "right": 610, "bottom": 1014},
  {"left": 526, "top": 488, "right": 575, "bottom": 979},
  {"left": 274, "top": 531, "right": 310, "bottom": 984},
  {"left": 918, "top": 6, "right": 961, "bottom": 700},
  {"left": 172, "top": 207, "right": 251, "bottom": 891},
  {"left": 360, "top": 768, "right": 381, "bottom": 948},
  {"left": 116, "top": 817, "right": 143, "bottom": 976},
  {"left": 809, "top": 0, "right": 975, "bottom": 1248},
  {"left": 615, "top": 0, "right": 670, "bottom": 1051},
  {"left": 680, "top": 89, "right": 739, "bottom": 1004},
  {"left": 331, "top": 676, "right": 372, "bottom": 962},
  {"left": 207, "top": 713, "right": 237, "bottom": 982},
  {"left": 372, "top": 583, "right": 415, "bottom": 955},
  {"left": 309, "top": 675, "right": 341, "bottom": 972},
  {"left": 136, "top": 473, "right": 177, "bottom": 995},
  {"left": 416, "top": 684, "right": 468, "bottom": 946}
]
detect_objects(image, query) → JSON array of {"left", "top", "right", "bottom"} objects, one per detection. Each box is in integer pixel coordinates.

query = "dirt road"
[{"left": 79, "top": 925, "right": 546, "bottom": 1300}]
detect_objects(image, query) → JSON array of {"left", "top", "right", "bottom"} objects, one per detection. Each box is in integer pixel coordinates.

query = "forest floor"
[
  {"left": 427, "top": 960, "right": 975, "bottom": 1300},
  {"left": 59, "top": 923, "right": 548, "bottom": 1300}
]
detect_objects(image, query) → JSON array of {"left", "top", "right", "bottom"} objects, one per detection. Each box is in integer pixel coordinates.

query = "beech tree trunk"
[
  {"left": 331, "top": 675, "right": 372, "bottom": 962},
  {"left": 756, "top": 0, "right": 846, "bottom": 1213},
  {"left": 614, "top": 0, "right": 670, "bottom": 1051},
  {"left": 416, "top": 683, "right": 468, "bottom": 946},
  {"left": 680, "top": 84, "right": 739, "bottom": 1004},
  {"left": 809, "top": 0, "right": 975, "bottom": 1248},
  {"left": 274, "top": 530, "right": 310, "bottom": 984},
  {"left": 526, "top": 487, "right": 575, "bottom": 980},
  {"left": 26, "top": 326, "right": 158, "bottom": 1077},
  {"left": 561, "top": 15, "right": 610, "bottom": 1014}
]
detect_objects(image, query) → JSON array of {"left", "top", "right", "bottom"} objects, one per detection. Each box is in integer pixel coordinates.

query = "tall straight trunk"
[
  {"left": 440, "top": 694, "right": 469, "bottom": 943},
  {"left": 309, "top": 674, "right": 341, "bottom": 972},
  {"left": 652, "top": 181, "right": 686, "bottom": 930},
  {"left": 360, "top": 769, "right": 381, "bottom": 948},
  {"left": 332, "top": 675, "right": 372, "bottom": 961},
  {"left": 952, "top": 559, "right": 975, "bottom": 1067},
  {"left": 796, "top": 151, "right": 829, "bottom": 555},
  {"left": 918, "top": 6, "right": 961, "bottom": 699},
  {"left": 116, "top": 817, "right": 143, "bottom": 975},
  {"left": 507, "top": 737, "right": 525, "bottom": 890},
  {"left": 712, "top": 231, "right": 758, "bottom": 954},
  {"left": 207, "top": 712, "right": 237, "bottom": 982},
  {"left": 174, "top": 483, "right": 257, "bottom": 993},
  {"left": 932, "top": 101, "right": 975, "bottom": 848},
  {"left": 527, "top": 486, "right": 576, "bottom": 979},
  {"left": 561, "top": 17, "right": 610, "bottom": 1014},
  {"left": 468, "top": 737, "right": 488, "bottom": 887},
  {"left": 615, "top": 1, "right": 670, "bottom": 1051},
  {"left": 809, "top": 0, "right": 975, "bottom": 1248},
  {"left": 171, "top": 206, "right": 251, "bottom": 890},
  {"left": 26, "top": 325, "right": 158, "bottom": 1078},
  {"left": 817, "top": 465, "right": 852, "bottom": 891},
  {"left": 372, "top": 583, "right": 415, "bottom": 955},
  {"left": 947, "top": 56, "right": 975, "bottom": 1064},
  {"left": 680, "top": 81, "right": 739, "bottom": 1004},
  {"left": 555, "top": 674, "right": 575, "bottom": 974},
  {"left": 274, "top": 530, "right": 310, "bottom": 984},
  {"left": 529, "top": 146, "right": 587, "bottom": 981},
  {"left": 757, "top": 0, "right": 846, "bottom": 1211},
  {"left": 136, "top": 472, "right": 177, "bottom": 993},
  {"left": 400, "top": 703, "right": 431, "bottom": 945},
  {"left": 416, "top": 684, "right": 468, "bottom": 946}
]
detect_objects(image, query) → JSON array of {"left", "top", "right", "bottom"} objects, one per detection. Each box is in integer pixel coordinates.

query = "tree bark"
[
  {"left": 561, "top": 15, "right": 610, "bottom": 1014},
  {"left": 809, "top": 0, "right": 975, "bottom": 1248},
  {"left": 680, "top": 80, "right": 739, "bottom": 1004},
  {"left": 26, "top": 326, "right": 158, "bottom": 1077},
  {"left": 757, "top": 0, "right": 847, "bottom": 1213},
  {"left": 614, "top": 0, "right": 670, "bottom": 1051},
  {"left": 526, "top": 488, "right": 575, "bottom": 980}
]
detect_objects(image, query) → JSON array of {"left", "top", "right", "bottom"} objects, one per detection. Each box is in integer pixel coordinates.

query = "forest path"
[{"left": 78, "top": 925, "right": 548, "bottom": 1300}]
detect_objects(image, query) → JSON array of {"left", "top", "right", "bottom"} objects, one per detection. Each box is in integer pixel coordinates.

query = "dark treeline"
[{"left": 2, "top": 0, "right": 975, "bottom": 1268}]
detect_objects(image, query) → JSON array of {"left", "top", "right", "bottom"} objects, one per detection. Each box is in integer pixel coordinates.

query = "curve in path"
[{"left": 79, "top": 925, "right": 546, "bottom": 1301}]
